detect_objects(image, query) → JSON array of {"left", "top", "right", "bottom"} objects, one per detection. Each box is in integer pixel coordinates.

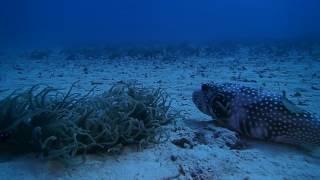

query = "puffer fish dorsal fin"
[{"left": 281, "top": 93, "right": 305, "bottom": 114}]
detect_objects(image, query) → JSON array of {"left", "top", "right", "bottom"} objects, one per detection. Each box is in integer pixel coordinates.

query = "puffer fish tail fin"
[{"left": 281, "top": 95, "right": 305, "bottom": 114}]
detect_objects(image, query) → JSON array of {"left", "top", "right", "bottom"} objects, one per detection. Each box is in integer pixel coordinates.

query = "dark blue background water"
[{"left": 1, "top": 0, "right": 319, "bottom": 48}]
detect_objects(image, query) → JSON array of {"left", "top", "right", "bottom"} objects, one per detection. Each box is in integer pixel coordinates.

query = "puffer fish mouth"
[
  {"left": 192, "top": 89, "right": 213, "bottom": 117},
  {"left": 192, "top": 90, "right": 202, "bottom": 109}
]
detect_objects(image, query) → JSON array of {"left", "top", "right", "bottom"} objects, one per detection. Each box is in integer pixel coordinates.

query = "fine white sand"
[{"left": 0, "top": 48, "right": 320, "bottom": 180}]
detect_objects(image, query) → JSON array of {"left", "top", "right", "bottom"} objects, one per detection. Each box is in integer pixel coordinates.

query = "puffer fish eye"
[
  {"left": 215, "top": 93, "right": 224, "bottom": 101},
  {"left": 201, "top": 84, "right": 210, "bottom": 92}
]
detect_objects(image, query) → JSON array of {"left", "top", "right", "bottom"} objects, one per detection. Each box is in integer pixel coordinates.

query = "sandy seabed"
[{"left": 0, "top": 49, "right": 320, "bottom": 180}]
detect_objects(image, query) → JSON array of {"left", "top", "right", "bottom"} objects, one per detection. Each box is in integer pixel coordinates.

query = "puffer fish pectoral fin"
[
  {"left": 214, "top": 101, "right": 231, "bottom": 117},
  {"left": 215, "top": 101, "right": 227, "bottom": 114},
  {"left": 281, "top": 96, "right": 305, "bottom": 114}
]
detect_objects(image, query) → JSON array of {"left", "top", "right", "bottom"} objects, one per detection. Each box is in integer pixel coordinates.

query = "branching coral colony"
[{"left": 0, "top": 81, "right": 179, "bottom": 161}]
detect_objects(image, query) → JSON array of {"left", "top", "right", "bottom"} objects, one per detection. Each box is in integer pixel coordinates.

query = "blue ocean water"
[{"left": 0, "top": 0, "right": 319, "bottom": 48}]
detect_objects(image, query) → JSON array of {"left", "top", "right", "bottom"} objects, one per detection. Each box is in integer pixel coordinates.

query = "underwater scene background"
[{"left": 0, "top": 0, "right": 320, "bottom": 179}]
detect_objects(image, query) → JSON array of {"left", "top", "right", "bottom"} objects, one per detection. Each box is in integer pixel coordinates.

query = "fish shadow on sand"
[{"left": 184, "top": 118, "right": 320, "bottom": 161}]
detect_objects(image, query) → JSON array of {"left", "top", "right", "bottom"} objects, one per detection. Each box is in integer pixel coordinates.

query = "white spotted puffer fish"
[{"left": 192, "top": 82, "right": 320, "bottom": 149}]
